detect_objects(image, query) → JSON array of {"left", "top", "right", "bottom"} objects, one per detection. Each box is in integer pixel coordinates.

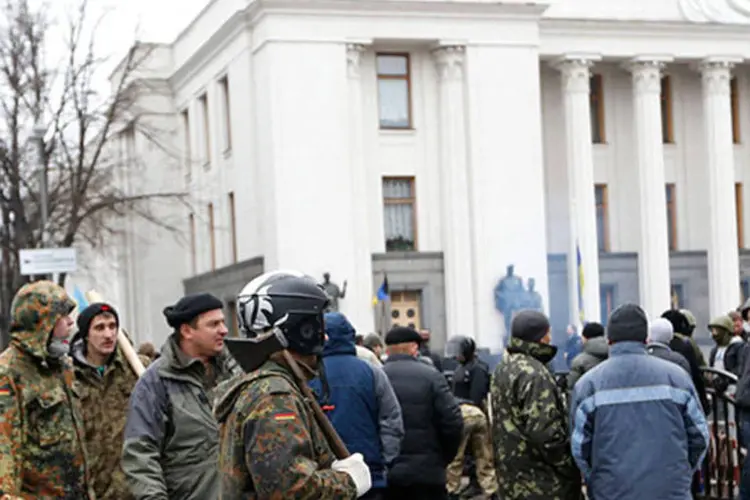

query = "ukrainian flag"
[
  {"left": 372, "top": 274, "right": 389, "bottom": 306},
  {"left": 577, "top": 242, "right": 585, "bottom": 323},
  {"left": 72, "top": 285, "right": 89, "bottom": 312}
]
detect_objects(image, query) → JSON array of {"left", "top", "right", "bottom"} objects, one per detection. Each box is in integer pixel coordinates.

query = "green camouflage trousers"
[{"left": 446, "top": 403, "right": 498, "bottom": 495}]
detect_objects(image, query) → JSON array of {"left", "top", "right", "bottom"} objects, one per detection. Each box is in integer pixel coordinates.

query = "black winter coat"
[
  {"left": 670, "top": 336, "right": 710, "bottom": 413},
  {"left": 452, "top": 358, "right": 490, "bottom": 409},
  {"left": 383, "top": 354, "right": 463, "bottom": 486}
]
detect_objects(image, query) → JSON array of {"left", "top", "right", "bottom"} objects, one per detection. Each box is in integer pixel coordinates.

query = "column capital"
[
  {"left": 346, "top": 43, "right": 368, "bottom": 79},
  {"left": 432, "top": 45, "right": 466, "bottom": 81},
  {"left": 551, "top": 54, "right": 601, "bottom": 94},
  {"left": 623, "top": 56, "right": 672, "bottom": 95},
  {"left": 695, "top": 56, "right": 743, "bottom": 96}
]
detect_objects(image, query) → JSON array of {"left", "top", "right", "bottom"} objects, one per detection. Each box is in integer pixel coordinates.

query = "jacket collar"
[
  {"left": 506, "top": 337, "right": 558, "bottom": 364},
  {"left": 610, "top": 341, "right": 647, "bottom": 356},
  {"left": 385, "top": 353, "right": 417, "bottom": 363}
]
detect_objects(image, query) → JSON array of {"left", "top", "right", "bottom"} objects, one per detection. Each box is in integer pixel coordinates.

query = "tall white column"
[
  {"left": 625, "top": 57, "right": 673, "bottom": 318},
  {"left": 344, "top": 42, "right": 375, "bottom": 333},
  {"left": 700, "top": 57, "right": 742, "bottom": 316},
  {"left": 433, "top": 45, "right": 476, "bottom": 339},
  {"left": 553, "top": 55, "right": 602, "bottom": 326}
]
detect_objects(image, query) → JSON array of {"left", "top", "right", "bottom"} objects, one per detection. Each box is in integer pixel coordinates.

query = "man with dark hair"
[
  {"left": 122, "top": 293, "right": 241, "bottom": 499},
  {"left": 567, "top": 322, "right": 608, "bottom": 392},
  {"left": 661, "top": 309, "right": 710, "bottom": 413},
  {"left": 571, "top": 304, "right": 709, "bottom": 499},
  {"left": 491, "top": 310, "right": 581, "bottom": 500},
  {"left": 72, "top": 302, "right": 148, "bottom": 500}
]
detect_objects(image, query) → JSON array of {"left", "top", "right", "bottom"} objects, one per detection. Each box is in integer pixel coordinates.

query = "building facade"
[{"left": 76, "top": 0, "right": 750, "bottom": 352}]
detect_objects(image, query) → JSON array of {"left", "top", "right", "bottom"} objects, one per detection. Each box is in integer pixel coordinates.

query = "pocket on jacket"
[{"left": 29, "top": 390, "right": 75, "bottom": 448}]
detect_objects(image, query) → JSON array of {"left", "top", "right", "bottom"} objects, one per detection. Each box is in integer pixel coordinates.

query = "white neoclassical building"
[{"left": 73, "top": 0, "right": 750, "bottom": 351}]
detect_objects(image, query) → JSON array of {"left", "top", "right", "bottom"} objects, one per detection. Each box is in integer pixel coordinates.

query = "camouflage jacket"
[
  {"left": 71, "top": 335, "right": 150, "bottom": 500},
  {"left": 214, "top": 360, "right": 357, "bottom": 500},
  {"left": 0, "top": 281, "right": 94, "bottom": 500},
  {"left": 490, "top": 337, "right": 582, "bottom": 500}
]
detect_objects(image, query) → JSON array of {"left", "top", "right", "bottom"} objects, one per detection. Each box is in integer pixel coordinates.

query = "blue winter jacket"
[
  {"left": 570, "top": 342, "right": 710, "bottom": 500},
  {"left": 310, "top": 313, "right": 404, "bottom": 488}
]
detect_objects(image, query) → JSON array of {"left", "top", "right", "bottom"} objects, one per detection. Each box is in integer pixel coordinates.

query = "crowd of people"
[{"left": 0, "top": 271, "right": 746, "bottom": 499}]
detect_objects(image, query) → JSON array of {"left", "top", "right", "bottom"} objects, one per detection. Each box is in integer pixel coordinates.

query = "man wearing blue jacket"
[
  {"left": 311, "top": 312, "right": 404, "bottom": 500},
  {"left": 570, "top": 304, "right": 709, "bottom": 500}
]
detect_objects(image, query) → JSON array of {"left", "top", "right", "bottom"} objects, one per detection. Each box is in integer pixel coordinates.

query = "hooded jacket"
[
  {"left": 0, "top": 281, "right": 93, "bottom": 499},
  {"left": 310, "top": 313, "right": 404, "bottom": 488},
  {"left": 491, "top": 337, "right": 582, "bottom": 500},
  {"left": 71, "top": 332, "right": 149, "bottom": 500},
  {"left": 567, "top": 336, "right": 608, "bottom": 392}
]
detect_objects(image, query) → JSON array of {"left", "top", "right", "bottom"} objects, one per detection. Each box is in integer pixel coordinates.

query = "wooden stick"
[
  {"left": 84, "top": 290, "right": 146, "bottom": 377},
  {"left": 281, "top": 350, "right": 350, "bottom": 459}
]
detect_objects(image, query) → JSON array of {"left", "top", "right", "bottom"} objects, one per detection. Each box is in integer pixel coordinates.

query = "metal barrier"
[{"left": 699, "top": 367, "right": 743, "bottom": 500}]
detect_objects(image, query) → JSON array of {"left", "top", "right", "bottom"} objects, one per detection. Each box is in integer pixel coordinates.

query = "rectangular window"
[
  {"left": 219, "top": 76, "right": 232, "bottom": 152},
  {"left": 228, "top": 192, "right": 238, "bottom": 263},
  {"left": 590, "top": 74, "right": 605, "bottom": 144},
  {"left": 666, "top": 183, "right": 677, "bottom": 250},
  {"left": 595, "top": 184, "right": 610, "bottom": 252},
  {"left": 376, "top": 53, "right": 412, "bottom": 129},
  {"left": 732, "top": 77, "right": 741, "bottom": 144},
  {"left": 600, "top": 284, "right": 615, "bottom": 325},
  {"left": 670, "top": 283, "right": 685, "bottom": 309},
  {"left": 661, "top": 76, "right": 674, "bottom": 144},
  {"left": 199, "top": 93, "right": 211, "bottom": 167},
  {"left": 227, "top": 301, "right": 240, "bottom": 337},
  {"left": 742, "top": 279, "right": 750, "bottom": 302},
  {"left": 382, "top": 177, "right": 417, "bottom": 251},
  {"left": 189, "top": 213, "right": 196, "bottom": 274},
  {"left": 737, "top": 182, "right": 745, "bottom": 248},
  {"left": 181, "top": 109, "right": 191, "bottom": 181},
  {"left": 208, "top": 202, "right": 216, "bottom": 270}
]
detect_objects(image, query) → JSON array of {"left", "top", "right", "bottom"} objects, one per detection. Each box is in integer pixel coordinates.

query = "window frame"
[
  {"left": 732, "top": 77, "right": 741, "bottom": 144},
  {"left": 181, "top": 108, "right": 191, "bottom": 182},
  {"left": 661, "top": 76, "right": 674, "bottom": 144},
  {"left": 219, "top": 75, "right": 232, "bottom": 153},
  {"left": 198, "top": 92, "right": 211, "bottom": 168},
  {"left": 590, "top": 74, "right": 606, "bottom": 144},
  {"left": 737, "top": 182, "right": 745, "bottom": 248},
  {"left": 375, "top": 53, "right": 413, "bottom": 130},
  {"left": 208, "top": 202, "right": 216, "bottom": 270},
  {"left": 228, "top": 191, "right": 238, "bottom": 263},
  {"left": 600, "top": 284, "right": 615, "bottom": 325},
  {"left": 189, "top": 212, "right": 197, "bottom": 274},
  {"left": 594, "top": 183, "right": 610, "bottom": 252},
  {"left": 666, "top": 183, "right": 677, "bottom": 251},
  {"left": 382, "top": 176, "right": 418, "bottom": 251}
]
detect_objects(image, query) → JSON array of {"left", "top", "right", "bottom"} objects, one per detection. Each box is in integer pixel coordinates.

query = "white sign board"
[{"left": 19, "top": 248, "right": 77, "bottom": 275}]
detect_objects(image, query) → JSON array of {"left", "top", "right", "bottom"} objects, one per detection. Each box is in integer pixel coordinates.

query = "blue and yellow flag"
[
  {"left": 577, "top": 242, "right": 585, "bottom": 323},
  {"left": 72, "top": 285, "right": 89, "bottom": 312},
  {"left": 372, "top": 274, "right": 390, "bottom": 306}
]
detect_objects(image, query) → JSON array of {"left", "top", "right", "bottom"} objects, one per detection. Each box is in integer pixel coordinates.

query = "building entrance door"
[{"left": 390, "top": 290, "right": 422, "bottom": 330}]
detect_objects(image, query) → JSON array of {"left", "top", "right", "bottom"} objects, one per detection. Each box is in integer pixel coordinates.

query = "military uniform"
[
  {"left": 215, "top": 359, "right": 358, "bottom": 499},
  {"left": 445, "top": 403, "right": 497, "bottom": 495},
  {"left": 0, "top": 281, "right": 94, "bottom": 499},
  {"left": 490, "top": 337, "right": 582, "bottom": 500},
  {"left": 72, "top": 334, "right": 149, "bottom": 500}
]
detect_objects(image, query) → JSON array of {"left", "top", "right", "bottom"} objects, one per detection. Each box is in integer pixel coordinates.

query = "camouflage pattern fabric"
[
  {"left": 490, "top": 337, "right": 583, "bottom": 500},
  {"left": 215, "top": 359, "right": 357, "bottom": 499},
  {"left": 0, "top": 281, "right": 94, "bottom": 499},
  {"left": 446, "top": 403, "right": 497, "bottom": 495},
  {"left": 72, "top": 335, "right": 150, "bottom": 500}
]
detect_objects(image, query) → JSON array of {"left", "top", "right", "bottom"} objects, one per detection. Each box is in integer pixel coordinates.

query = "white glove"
[{"left": 332, "top": 452, "right": 372, "bottom": 498}]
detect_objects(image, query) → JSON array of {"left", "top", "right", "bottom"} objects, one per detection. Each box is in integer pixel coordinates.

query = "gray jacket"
[
  {"left": 647, "top": 343, "right": 691, "bottom": 375},
  {"left": 121, "top": 335, "right": 241, "bottom": 500},
  {"left": 567, "top": 336, "right": 609, "bottom": 392}
]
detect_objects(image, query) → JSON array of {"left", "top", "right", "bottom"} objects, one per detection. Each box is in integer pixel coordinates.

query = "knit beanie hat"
[
  {"left": 607, "top": 304, "right": 648, "bottom": 343},
  {"left": 649, "top": 318, "right": 674, "bottom": 345},
  {"left": 76, "top": 303, "right": 119, "bottom": 338},
  {"left": 661, "top": 309, "right": 690, "bottom": 335},
  {"left": 582, "top": 322, "right": 605, "bottom": 339},
  {"left": 511, "top": 310, "right": 550, "bottom": 343}
]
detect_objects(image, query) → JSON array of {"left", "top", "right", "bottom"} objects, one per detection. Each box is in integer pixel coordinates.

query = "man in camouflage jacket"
[
  {"left": 0, "top": 281, "right": 94, "bottom": 499},
  {"left": 491, "top": 310, "right": 582, "bottom": 500},
  {"left": 72, "top": 302, "right": 150, "bottom": 500},
  {"left": 216, "top": 271, "right": 370, "bottom": 499}
]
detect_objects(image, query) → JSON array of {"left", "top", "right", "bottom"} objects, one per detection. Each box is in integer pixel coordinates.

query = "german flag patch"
[
  {"left": 0, "top": 384, "right": 10, "bottom": 397},
  {"left": 273, "top": 412, "right": 295, "bottom": 422}
]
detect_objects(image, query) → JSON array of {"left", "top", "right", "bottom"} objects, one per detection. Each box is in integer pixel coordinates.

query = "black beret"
[
  {"left": 77, "top": 302, "right": 119, "bottom": 338},
  {"left": 385, "top": 326, "right": 422, "bottom": 346},
  {"left": 582, "top": 322, "right": 605, "bottom": 339},
  {"left": 163, "top": 293, "right": 223, "bottom": 329}
]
